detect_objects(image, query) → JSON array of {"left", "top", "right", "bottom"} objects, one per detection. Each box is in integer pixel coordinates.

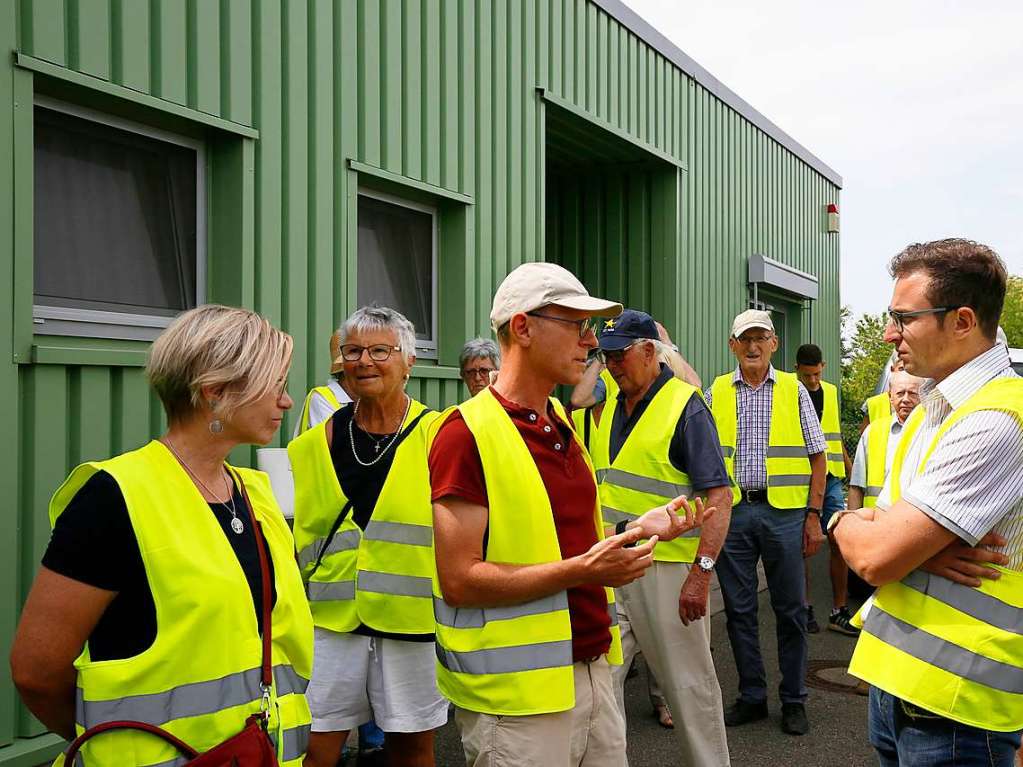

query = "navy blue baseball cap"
[{"left": 598, "top": 309, "right": 658, "bottom": 351}]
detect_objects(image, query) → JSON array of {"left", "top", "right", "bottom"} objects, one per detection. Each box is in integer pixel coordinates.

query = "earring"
[{"left": 208, "top": 399, "right": 223, "bottom": 434}]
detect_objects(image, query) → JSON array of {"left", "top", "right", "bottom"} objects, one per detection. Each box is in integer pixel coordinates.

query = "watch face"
[{"left": 698, "top": 556, "right": 715, "bottom": 571}]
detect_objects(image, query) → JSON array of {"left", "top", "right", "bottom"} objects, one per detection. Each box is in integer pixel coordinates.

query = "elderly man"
[
  {"left": 591, "top": 309, "right": 733, "bottom": 766},
  {"left": 459, "top": 338, "right": 501, "bottom": 398},
  {"left": 833, "top": 239, "right": 1023, "bottom": 766},
  {"left": 848, "top": 370, "right": 922, "bottom": 512},
  {"left": 706, "top": 309, "right": 827, "bottom": 736},
  {"left": 429, "top": 263, "right": 712, "bottom": 767}
]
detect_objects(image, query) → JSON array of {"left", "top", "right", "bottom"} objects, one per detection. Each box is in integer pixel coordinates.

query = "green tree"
[
  {"left": 1001, "top": 275, "right": 1023, "bottom": 347},
  {"left": 840, "top": 311, "right": 891, "bottom": 454}
]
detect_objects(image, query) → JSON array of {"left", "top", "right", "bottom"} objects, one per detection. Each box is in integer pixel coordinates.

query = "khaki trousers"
[
  {"left": 455, "top": 657, "right": 627, "bottom": 767},
  {"left": 612, "top": 562, "right": 730, "bottom": 767}
]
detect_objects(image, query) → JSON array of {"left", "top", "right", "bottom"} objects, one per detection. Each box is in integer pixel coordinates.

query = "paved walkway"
[{"left": 433, "top": 547, "right": 875, "bottom": 766}]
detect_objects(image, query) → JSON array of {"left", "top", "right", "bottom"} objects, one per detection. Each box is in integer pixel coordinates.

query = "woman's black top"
[
  {"left": 42, "top": 470, "right": 277, "bottom": 661},
  {"left": 328, "top": 404, "right": 432, "bottom": 642}
]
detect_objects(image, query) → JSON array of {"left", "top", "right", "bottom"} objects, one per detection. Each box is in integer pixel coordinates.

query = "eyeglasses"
[
  {"left": 886, "top": 306, "right": 959, "bottom": 333},
  {"left": 526, "top": 312, "right": 595, "bottom": 338},
  {"left": 734, "top": 333, "right": 774, "bottom": 346},
  {"left": 340, "top": 344, "right": 402, "bottom": 362},
  {"left": 461, "top": 366, "right": 497, "bottom": 379},
  {"left": 597, "top": 342, "right": 642, "bottom": 364}
]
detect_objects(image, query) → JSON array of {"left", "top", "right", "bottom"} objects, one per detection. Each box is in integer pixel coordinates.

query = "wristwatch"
[
  {"left": 806, "top": 507, "right": 822, "bottom": 518},
  {"left": 826, "top": 509, "right": 855, "bottom": 534},
  {"left": 696, "top": 556, "right": 716, "bottom": 573}
]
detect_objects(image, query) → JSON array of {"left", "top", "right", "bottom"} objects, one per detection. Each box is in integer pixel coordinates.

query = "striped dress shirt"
[
  {"left": 876, "top": 344, "right": 1023, "bottom": 571},
  {"left": 705, "top": 365, "right": 827, "bottom": 491}
]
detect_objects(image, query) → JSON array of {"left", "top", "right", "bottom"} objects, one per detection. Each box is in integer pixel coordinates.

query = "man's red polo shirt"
[{"left": 428, "top": 387, "right": 611, "bottom": 661}]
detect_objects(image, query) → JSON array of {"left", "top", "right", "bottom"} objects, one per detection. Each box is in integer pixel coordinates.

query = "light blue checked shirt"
[{"left": 705, "top": 365, "right": 827, "bottom": 491}]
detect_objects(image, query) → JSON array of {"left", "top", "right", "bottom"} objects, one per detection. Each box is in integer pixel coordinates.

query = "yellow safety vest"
[
  {"left": 820, "top": 381, "right": 846, "bottom": 479},
  {"left": 590, "top": 376, "right": 702, "bottom": 563},
  {"left": 849, "top": 377, "right": 1023, "bottom": 732},
  {"left": 866, "top": 392, "right": 891, "bottom": 424},
  {"left": 710, "top": 370, "right": 811, "bottom": 508},
  {"left": 49, "top": 441, "right": 312, "bottom": 767},
  {"left": 297, "top": 384, "right": 343, "bottom": 435},
  {"left": 289, "top": 399, "right": 439, "bottom": 635},
  {"left": 862, "top": 414, "right": 894, "bottom": 508},
  {"left": 570, "top": 369, "right": 619, "bottom": 450},
  {"left": 432, "top": 389, "right": 623, "bottom": 716}
]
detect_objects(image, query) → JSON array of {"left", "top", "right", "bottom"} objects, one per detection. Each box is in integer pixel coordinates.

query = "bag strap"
[
  {"left": 306, "top": 407, "right": 433, "bottom": 584},
  {"left": 63, "top": 720, "right": 200, "bottom": 764},
  {"left": 234, "top": 472, "right": 274, "bottom": 698}
]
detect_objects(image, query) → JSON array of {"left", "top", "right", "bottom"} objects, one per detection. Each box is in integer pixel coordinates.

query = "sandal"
[{"left": 654, "top": 704, "right": 674, "bottom": 729}]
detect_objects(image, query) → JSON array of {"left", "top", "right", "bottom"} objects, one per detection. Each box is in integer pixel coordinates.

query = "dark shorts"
[{"left": 820, "top": 474, "right": 846, "bottom": 533}]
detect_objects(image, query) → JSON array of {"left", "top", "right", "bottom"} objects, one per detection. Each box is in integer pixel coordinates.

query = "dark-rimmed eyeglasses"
[
  {"left": 461, "top": 366, "right": 497, "bottom": 379},
  {"left": 886, "top": 306, "right": 959, "bottom": 333},
  {"left": 340, "top": 344, "right": 402, "bottom": 362},
  {"left": 526, "top": 312, "right": 595, "bottom": 338},
  {"left": 597, "top": 342, "right": 643, "bottom": 364}
]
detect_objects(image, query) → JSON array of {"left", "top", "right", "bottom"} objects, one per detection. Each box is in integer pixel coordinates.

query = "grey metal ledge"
[{"left": 592, "top": 0, "right": 843, "bottom": 188}]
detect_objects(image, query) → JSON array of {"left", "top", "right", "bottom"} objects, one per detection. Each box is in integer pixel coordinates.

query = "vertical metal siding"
[{"left": 2, "top": 0, "right": 839, "bottom": 757}]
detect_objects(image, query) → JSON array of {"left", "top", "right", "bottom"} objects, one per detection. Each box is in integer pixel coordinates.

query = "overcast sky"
[{"left": 622, "top": 0, "right": 1023, "bottom": 319}]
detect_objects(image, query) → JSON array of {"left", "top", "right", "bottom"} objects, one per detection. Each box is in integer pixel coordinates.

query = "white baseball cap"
[
  {"left": 731, "top": 309, "right": 774, "bottom": 339},
  {"left": 490, "top": 262, "right": 622, "bottom": 331}
]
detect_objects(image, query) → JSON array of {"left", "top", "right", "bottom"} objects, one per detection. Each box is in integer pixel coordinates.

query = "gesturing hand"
[
  {"left": 634, "top": 496, "right": 715, "bottom": 543},
  {"left": 581, "top": 526, "right": 659, "bottom": 587},
  {"left": 921, "top": 532, "right": 1008, "bottom": 587}
]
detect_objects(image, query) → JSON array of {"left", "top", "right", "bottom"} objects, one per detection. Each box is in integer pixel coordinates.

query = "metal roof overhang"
[
  {"left": 748, "top": 254, "right": 819, "bottom": 301},
  {"left": 591, "top": 0, "right": 843, "bottom": 188}
]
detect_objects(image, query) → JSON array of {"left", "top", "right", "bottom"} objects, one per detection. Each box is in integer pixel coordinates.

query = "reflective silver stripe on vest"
[
  {"left": 434, "top": 592, "right": 569, "bottom": 629},
  {"left": 901, "top": 570, "right": 1023, "bottom": 635},
  {"left": 274, "top": 664, "right": 310, "bottom": 696},
  {"left": 282, "top": 723, "right": 311, "bottom": 762},
  {"left": 599, "top": 468, "right": 692, "bottom": 499},
  {"left": 766, "top": 446, "right": 809, "bottom": 459},
  {"left": 826, "top": 453, "right": 844, "bottom": 464},
  {"left": 720, "top": 446, "right": 735, "bottom": 458},
  {"left": 143, "top": 757, "right": 189, "bottom": 767},
  {"left": 357, "top": 570, "right": 433, "bottom": 598},
  {"left": 823, "top": 432, "right": 843, "bottom": 441},
  {"left": 608, "top": 602, "right": 619, "bottom": 628},
  {"left": 864, "top": 608, "right": 1023, "bottom": 694},
  {"left": 601, "top": 505, "right": 634, "bottom": 525},
  {"left": 307, "top": 580, "right": 356, "bottom": 602},
  {"left": 865, "top": 486, "right": 884, "bottom": 497},
  {"left": 76, "top": 664, "right": 306, "bottom": 729},
  {"left": 436, "top": 639, "right": 574, "bottom": 675},
  {"left": 767, "top": 474, "right": 812, "bottom": 487},
  {"left": 595, "top": 469, "right": 608, "bottom": 483},
  {"left": 297, "top": 529, "right": 361, "bottom": 569},
  {"left": 364, "top": 520, "right": 433, "bottom": 547}
]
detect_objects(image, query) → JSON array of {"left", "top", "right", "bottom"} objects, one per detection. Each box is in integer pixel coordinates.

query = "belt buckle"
[{"left": 742, "top": 489, "right": 762, "bottom": 505}]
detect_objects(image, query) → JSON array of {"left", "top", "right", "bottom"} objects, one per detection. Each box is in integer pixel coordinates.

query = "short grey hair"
[
  {"left": 459, "top": 338, "right": 500, "bottom": 371},
  {"left": 339, "top": 306, "right": 417, "bottom": 363}
]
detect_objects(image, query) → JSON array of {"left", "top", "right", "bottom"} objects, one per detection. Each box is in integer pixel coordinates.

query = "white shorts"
[{"left": 306, "top": 628, "right": 448, "bottom": 734}]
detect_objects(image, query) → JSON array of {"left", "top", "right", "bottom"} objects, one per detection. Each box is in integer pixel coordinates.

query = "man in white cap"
[
  {"left": 429, "top": 262, "right": 713, "bottom": 766},
  {"left": 705, "top": 309, "right": 827, "bottom": 736}
]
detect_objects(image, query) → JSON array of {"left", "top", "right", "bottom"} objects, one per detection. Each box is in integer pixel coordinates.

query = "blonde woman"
[{"left": 11, "top": 305, "right": 313, "bottom": 766}]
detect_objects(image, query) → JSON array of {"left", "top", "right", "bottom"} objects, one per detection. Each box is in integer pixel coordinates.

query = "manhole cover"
[{"left": 806, "top": 659, "right": 869, "bottom": 697}]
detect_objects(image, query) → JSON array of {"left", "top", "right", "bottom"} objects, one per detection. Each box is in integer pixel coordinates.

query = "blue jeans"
[
  {"left": 869, "top": 687, "right": 1022, "bottom": 766},
  {"left": 716, "top": 501, "right": 807, "bottom": 705}
]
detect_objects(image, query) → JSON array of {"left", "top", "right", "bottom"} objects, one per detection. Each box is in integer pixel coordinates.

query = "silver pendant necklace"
[
  {"left": 162, "top": 437, "right": 245, "bottom": 535},
  {"left": 348, "top": 395, "right": 412, "bottom": 467}
]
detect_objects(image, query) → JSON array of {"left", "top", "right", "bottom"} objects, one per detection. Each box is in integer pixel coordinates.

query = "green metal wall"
[{"left": 1, "top": 0, "right": 840, "bottom": 760}]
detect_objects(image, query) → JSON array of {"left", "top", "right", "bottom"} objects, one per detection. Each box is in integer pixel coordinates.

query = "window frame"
[
  {"left": 31, "top": 95, "right": 207, "bottom": 342},
  {"left": 356, "top": 187, "right": 439, "bottom": 357}
]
